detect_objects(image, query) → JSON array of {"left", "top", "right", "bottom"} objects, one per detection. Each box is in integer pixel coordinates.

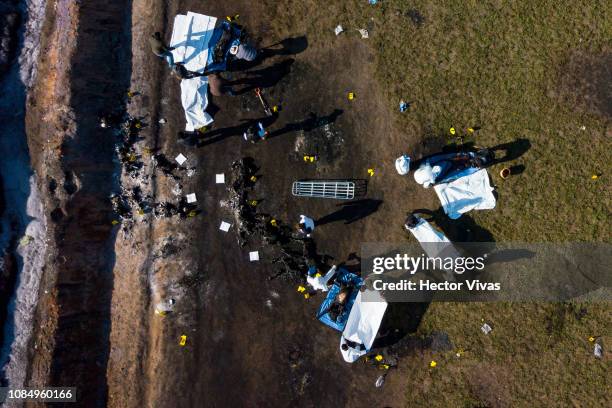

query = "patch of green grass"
[
  {"left": 269, "top": 0, "right": 611, "bottom": 242},
  {"left": 265, "top": 1, "right": 610, "bottom": 405}
]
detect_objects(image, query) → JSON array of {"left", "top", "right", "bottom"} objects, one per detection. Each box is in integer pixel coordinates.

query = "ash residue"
[
  {"left": 105, "top": 112, "right": 198, "bottom": 234},
  {"left": 289, "top": 110, "right": 344, "bottom": 164},
  {"left": 222, "top": 157, "right": 321, "bottom": 281}
]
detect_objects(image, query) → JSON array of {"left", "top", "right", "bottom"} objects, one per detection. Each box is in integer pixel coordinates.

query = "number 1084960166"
[{"left": 0, "top": 387, "right": 76, "bottom": 402}]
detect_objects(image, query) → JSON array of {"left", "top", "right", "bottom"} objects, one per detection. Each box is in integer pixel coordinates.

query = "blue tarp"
[
  {"left": 206, "top": 21, "right": 242, "bottom": 72},
  {"left": 438, "top": 165, "right": 480, "bottom": 184},
  {"left": 316, "top": 269, "right": 363, "bottom": 331},
  {"left": 424, "top": 152, "right": 481, "bottom": 185}
]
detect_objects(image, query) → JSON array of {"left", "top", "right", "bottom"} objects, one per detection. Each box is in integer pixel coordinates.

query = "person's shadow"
[
  {"left": 268, "top": 109, "right": 343, "bottom": 139},
  {"left": 230, "top": 58, "right": 295, "bottom": 94},
  {"left": 412, "top": 208, "right": 496, "bottom": 243},
  {"left": 261, "top": 36, "right": 308, "bottom": 58},
  {"left": 372, "top": 301, "right": 430, "bottom": 349},
  {"left": 231, "top": 36, "right": 308, "bottom": 71},
  {"left": 489, "top": 138, "right": 531, "bottom": 165},
  {"left": 316, "top": 199, "right": 383, "bottom": 226},
  {"left": 411, "top": 138, "right": 531, "bottom": 169},
  {"left": 177, "top": 113, "right": 279, "bottom": 147}
]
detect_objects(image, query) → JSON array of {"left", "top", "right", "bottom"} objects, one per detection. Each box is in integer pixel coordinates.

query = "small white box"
[
  {"left": 249, "top": 251, "right": 260, "bottom": 261},
  {"left": 186, "top": 193, "right": 197, "bottom": 203},
  {"left": 219, "top": 221, "right": 231, "bottom": 232},
  {"left": 215, "top": 173, "right": 225, "bottom": 184},
  {"left": 175, "top": 153, "right": 187, "bottom": 165},
  {"left": 334, "top": 25, "right": 344, "bottom": 36}
]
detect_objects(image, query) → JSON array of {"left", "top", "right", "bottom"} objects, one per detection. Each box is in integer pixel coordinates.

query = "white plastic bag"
[{"left": 395, "top": 155, "right": 411, "bottom": 175}]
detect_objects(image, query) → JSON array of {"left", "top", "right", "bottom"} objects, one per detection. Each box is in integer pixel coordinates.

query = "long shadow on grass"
[
  {"left": 373, "top": 301, "right": 431, "bottom": 351},
  {"left": 412, "top": 138, "right": 531, "bottom": 169},
  {"left": 413, "top": 208, "right": 496, "bottom": 243},
  {"left": 230, "top": 36, "right": 308, "bottom": 71}
]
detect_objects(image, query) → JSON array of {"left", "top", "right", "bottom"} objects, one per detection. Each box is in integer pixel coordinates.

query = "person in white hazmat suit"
[
  {"left": 307, "top": 265, "right": 337, "bottom": 292},
  {"left": 298, "top": 214, "right": 315, "bottom": 237}
]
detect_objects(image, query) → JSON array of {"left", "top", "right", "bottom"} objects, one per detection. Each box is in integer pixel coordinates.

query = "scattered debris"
[
  {"left": 481, "top": 322, "right": 493, "bottom": 334},
  {"left": 220, "top": 221, "right": 231, "bottom": 232},
  {"left": 216, "top": 173, "right": 225, "bottom": 184},
  {"left": 358, "top": 29, "right": 369, "bottom": 39},
  {"left": 155, "top": 298, "right": 175, "bottom": 316},
  {"left": 19, "top": 235, "right": 34, "bottom": 246},
  {"left": 368, "top": 168, "right": 375, "bottom": 177},
  {"left": 175, "top": 153, "right": 187, "bottom": 165},
  {"left": 395, "top": 154, "right": 411, "bottom": 175},
  {"left": 249, "top": 251, "right": 260, "bottom": 261},
  {"left": 334, "top": 25, "right": 344, "bottom": 36},
  {"left": 429, "top": 360, "right": 437, "bottom": 367},
  {"left": 399, "top": 99, "right": 408, "bottom": 112},
  {"left": 375, "top": 375, "right": 385, "bottom": 388},
  {"left": 186, "top": 193, "right": 197, "bottom": 203},
  {"left": 159, "top": 118, "right": 167, "bottom": 124},
  {"left": 594, "top": 343, "right": 603, "bottom": 359}
]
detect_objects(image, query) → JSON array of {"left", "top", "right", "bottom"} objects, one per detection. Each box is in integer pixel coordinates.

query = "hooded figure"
[
  {"left": 230, "top": 43, "right": 258, "bottom": 61},
  {"left": 413, "top": 163, "right": 436, "bottom": 188}
]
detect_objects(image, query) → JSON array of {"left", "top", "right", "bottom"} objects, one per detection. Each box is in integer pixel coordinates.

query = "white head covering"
[{"left": 414, "top": 163, "right": 434, "bottom": 188}]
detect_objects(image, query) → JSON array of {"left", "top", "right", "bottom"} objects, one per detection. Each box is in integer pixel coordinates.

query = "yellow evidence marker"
[{"left": 179, "top": 335, "right": 187, "bottom": 346}]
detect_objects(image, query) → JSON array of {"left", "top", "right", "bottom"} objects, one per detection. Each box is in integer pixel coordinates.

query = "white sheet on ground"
[
  {"left": 170, "top": 12, "right": 217, "bottom": 131},
  {"left": 407, "top": 216, "right": 461, "bottom": 280},
  {"left": 340, "top": 290, "right": 387, "bottom": 363},
  {"left": 408, "top": 217, "right": 450, "bottom": 245},
  {"left": 170, "top": 12, "right": 217, "bottom": 73},
  {"left": 434, "top": 168, "right": 496, "bottom": 219},
  {"left": 180, "top": 76, "right": 213, "bottom": 131}
]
